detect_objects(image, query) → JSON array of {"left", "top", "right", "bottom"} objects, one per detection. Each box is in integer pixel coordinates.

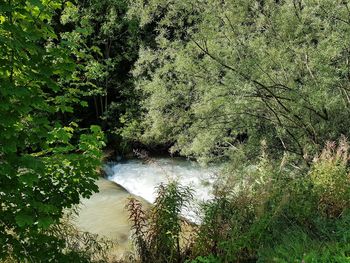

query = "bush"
[
  {"left": 192, "top": 138, "right": 350, "bottom": 262},
  {"left": 2, "top": 212, "right": 113, "bottom": 263},
  {"left": 127, "top": 181, "right": 193, "bottom": 263},
  {"left": 126, "top": 139, "right": 350, "bottom": 263},
  {"left": 309, "top": 137, "right": 350, "bottom": 218}
]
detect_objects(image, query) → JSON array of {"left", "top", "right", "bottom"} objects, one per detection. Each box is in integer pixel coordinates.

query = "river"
[
  {"left": 74, "top": 157, "right": 216, "bottom": 259},
  {"left": 104, "top": 157, "right": 218, "bottom": 222}
]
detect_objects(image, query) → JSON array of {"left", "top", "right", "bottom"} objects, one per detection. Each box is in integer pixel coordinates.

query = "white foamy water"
[{"left": 104, "top": 158, "right": 217, "bottom": 223}]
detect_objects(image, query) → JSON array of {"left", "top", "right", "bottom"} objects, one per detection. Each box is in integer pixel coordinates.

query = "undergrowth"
[
  {"left": 1, "top": 210, "right": 114, "bottom": 263},
  {"left": 127, "top": 182, "right": 193, "bottom": 263},
  {"left": 127, "top": 138, "right": 350, "bottom": 263}
]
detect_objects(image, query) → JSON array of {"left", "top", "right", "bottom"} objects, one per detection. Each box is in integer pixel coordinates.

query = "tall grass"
[
  {"left": 127, "top": 182, "right": 193, "bottom": 263},
  {"left": 128, "top": 139, "right": 350, "bottom": 262}
]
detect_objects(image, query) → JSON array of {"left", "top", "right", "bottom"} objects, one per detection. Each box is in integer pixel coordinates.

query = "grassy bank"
[{"left": 125, "top": 139, "right": 350, "bottom": 263}]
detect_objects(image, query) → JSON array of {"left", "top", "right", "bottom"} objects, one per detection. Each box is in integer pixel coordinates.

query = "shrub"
[
  {"left": 127, "top": 139, "right": 350, "bottom": 262},
  {"left": 309, "top": 137, "right": 350, "bottom": 218},
  {"left": 127, "top": 197, "right": 149, "bottom": 263},
  {"left": 2, "top": 212, "right": 113, "bottom": 263},
  {"left": 187, "top": 254, "right": 221, "bottom": 263},
  {"left": 127, "top": 181, "right": 193, "bottom": 263},
  {"left": 193, "top": 138, "right": 350, "bottom": 262}
]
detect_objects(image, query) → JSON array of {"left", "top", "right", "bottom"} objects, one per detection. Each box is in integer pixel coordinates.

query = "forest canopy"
[{"left": 126, "top": 0, "right": 350, "bottom": 162}]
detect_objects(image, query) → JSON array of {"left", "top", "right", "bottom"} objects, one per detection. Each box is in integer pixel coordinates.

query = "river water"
[{"left": 104, "top": 158, "right": 218, "bottom": 222}]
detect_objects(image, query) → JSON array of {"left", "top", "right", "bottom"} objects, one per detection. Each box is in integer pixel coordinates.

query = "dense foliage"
[
  {"left": 127, "top": 182, "right": 193, "bottom": 263},
  {"left": 2, "top": 0, "right": 350, "bottom": 262},
  {"left": 123, "top": 1, "right": 350, "bottom": 262},
  {"left": 191, "top": 139, "right": 350, "bottom": 262},
  {"left": 59, "top": 0, "right": 141, "bottom": 152},
  {"left": 128, "top": 140, "right": 350, "bottom": 262},
  {"left": 127, "top": 0, "right": 350, "bottom": 162},
  {"left": 0, "top": 0, "right": 104, "bottom": 261}
]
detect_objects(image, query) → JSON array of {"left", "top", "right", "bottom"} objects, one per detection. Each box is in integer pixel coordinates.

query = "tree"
[
  {"left": 59, "top": 0, "right": 141, "bottom": 151},
  {"left": 0, "top": 0, "right": 104, "bottom": 260},
  {"left": 128, "top": 0, "right": 350, "bottom": 162}
]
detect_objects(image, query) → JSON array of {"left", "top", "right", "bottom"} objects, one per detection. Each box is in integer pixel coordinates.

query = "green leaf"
[
  {"left": 19, "top": 172, "right": 39, "bottom": 186},
  {"left": 28, "top": 0, "right": 44, "bottom": 8},
  {"left": 37, "top": 216, "right": 54, "bottom": 229},
  {"left": 90, "top": 125, "right": 101, "bottom": 133},
  {"left": 15, "top": 213, "right": 34, "bottom": 227}
]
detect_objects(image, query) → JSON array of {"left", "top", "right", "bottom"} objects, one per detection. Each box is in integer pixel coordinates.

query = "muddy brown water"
[{"left": 73, "top": 178, "right": 150, "bottom": 260}]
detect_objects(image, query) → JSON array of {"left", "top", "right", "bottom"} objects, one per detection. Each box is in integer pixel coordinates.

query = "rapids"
[{"left": 104, "top": 158, "right": 217, "bottom": 222}]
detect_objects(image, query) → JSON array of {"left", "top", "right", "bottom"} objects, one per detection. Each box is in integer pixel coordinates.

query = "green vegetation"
[
  {"left": 124, "top": 0, "right": 350, "bottom": 262},
  {"left": 1, "top": 0, "right": 350, "bottom": 262},
  {"left": 191, "top": 140, "right": 350, "bottom": 262},
  {"left": 58, "top": 0, "right": 141, "bottom": 148},
  {"left": 126, "top": 140, "right": 350, "bottom": 262},
  {"left": 127, "top": 182, "right": 193, "bottom": 263},
  {"left": 0, "top": 0, "right": 104, "bottom": 261},
  {"left": 128, "top": 0, "right": 350, "bottom": 162}
]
